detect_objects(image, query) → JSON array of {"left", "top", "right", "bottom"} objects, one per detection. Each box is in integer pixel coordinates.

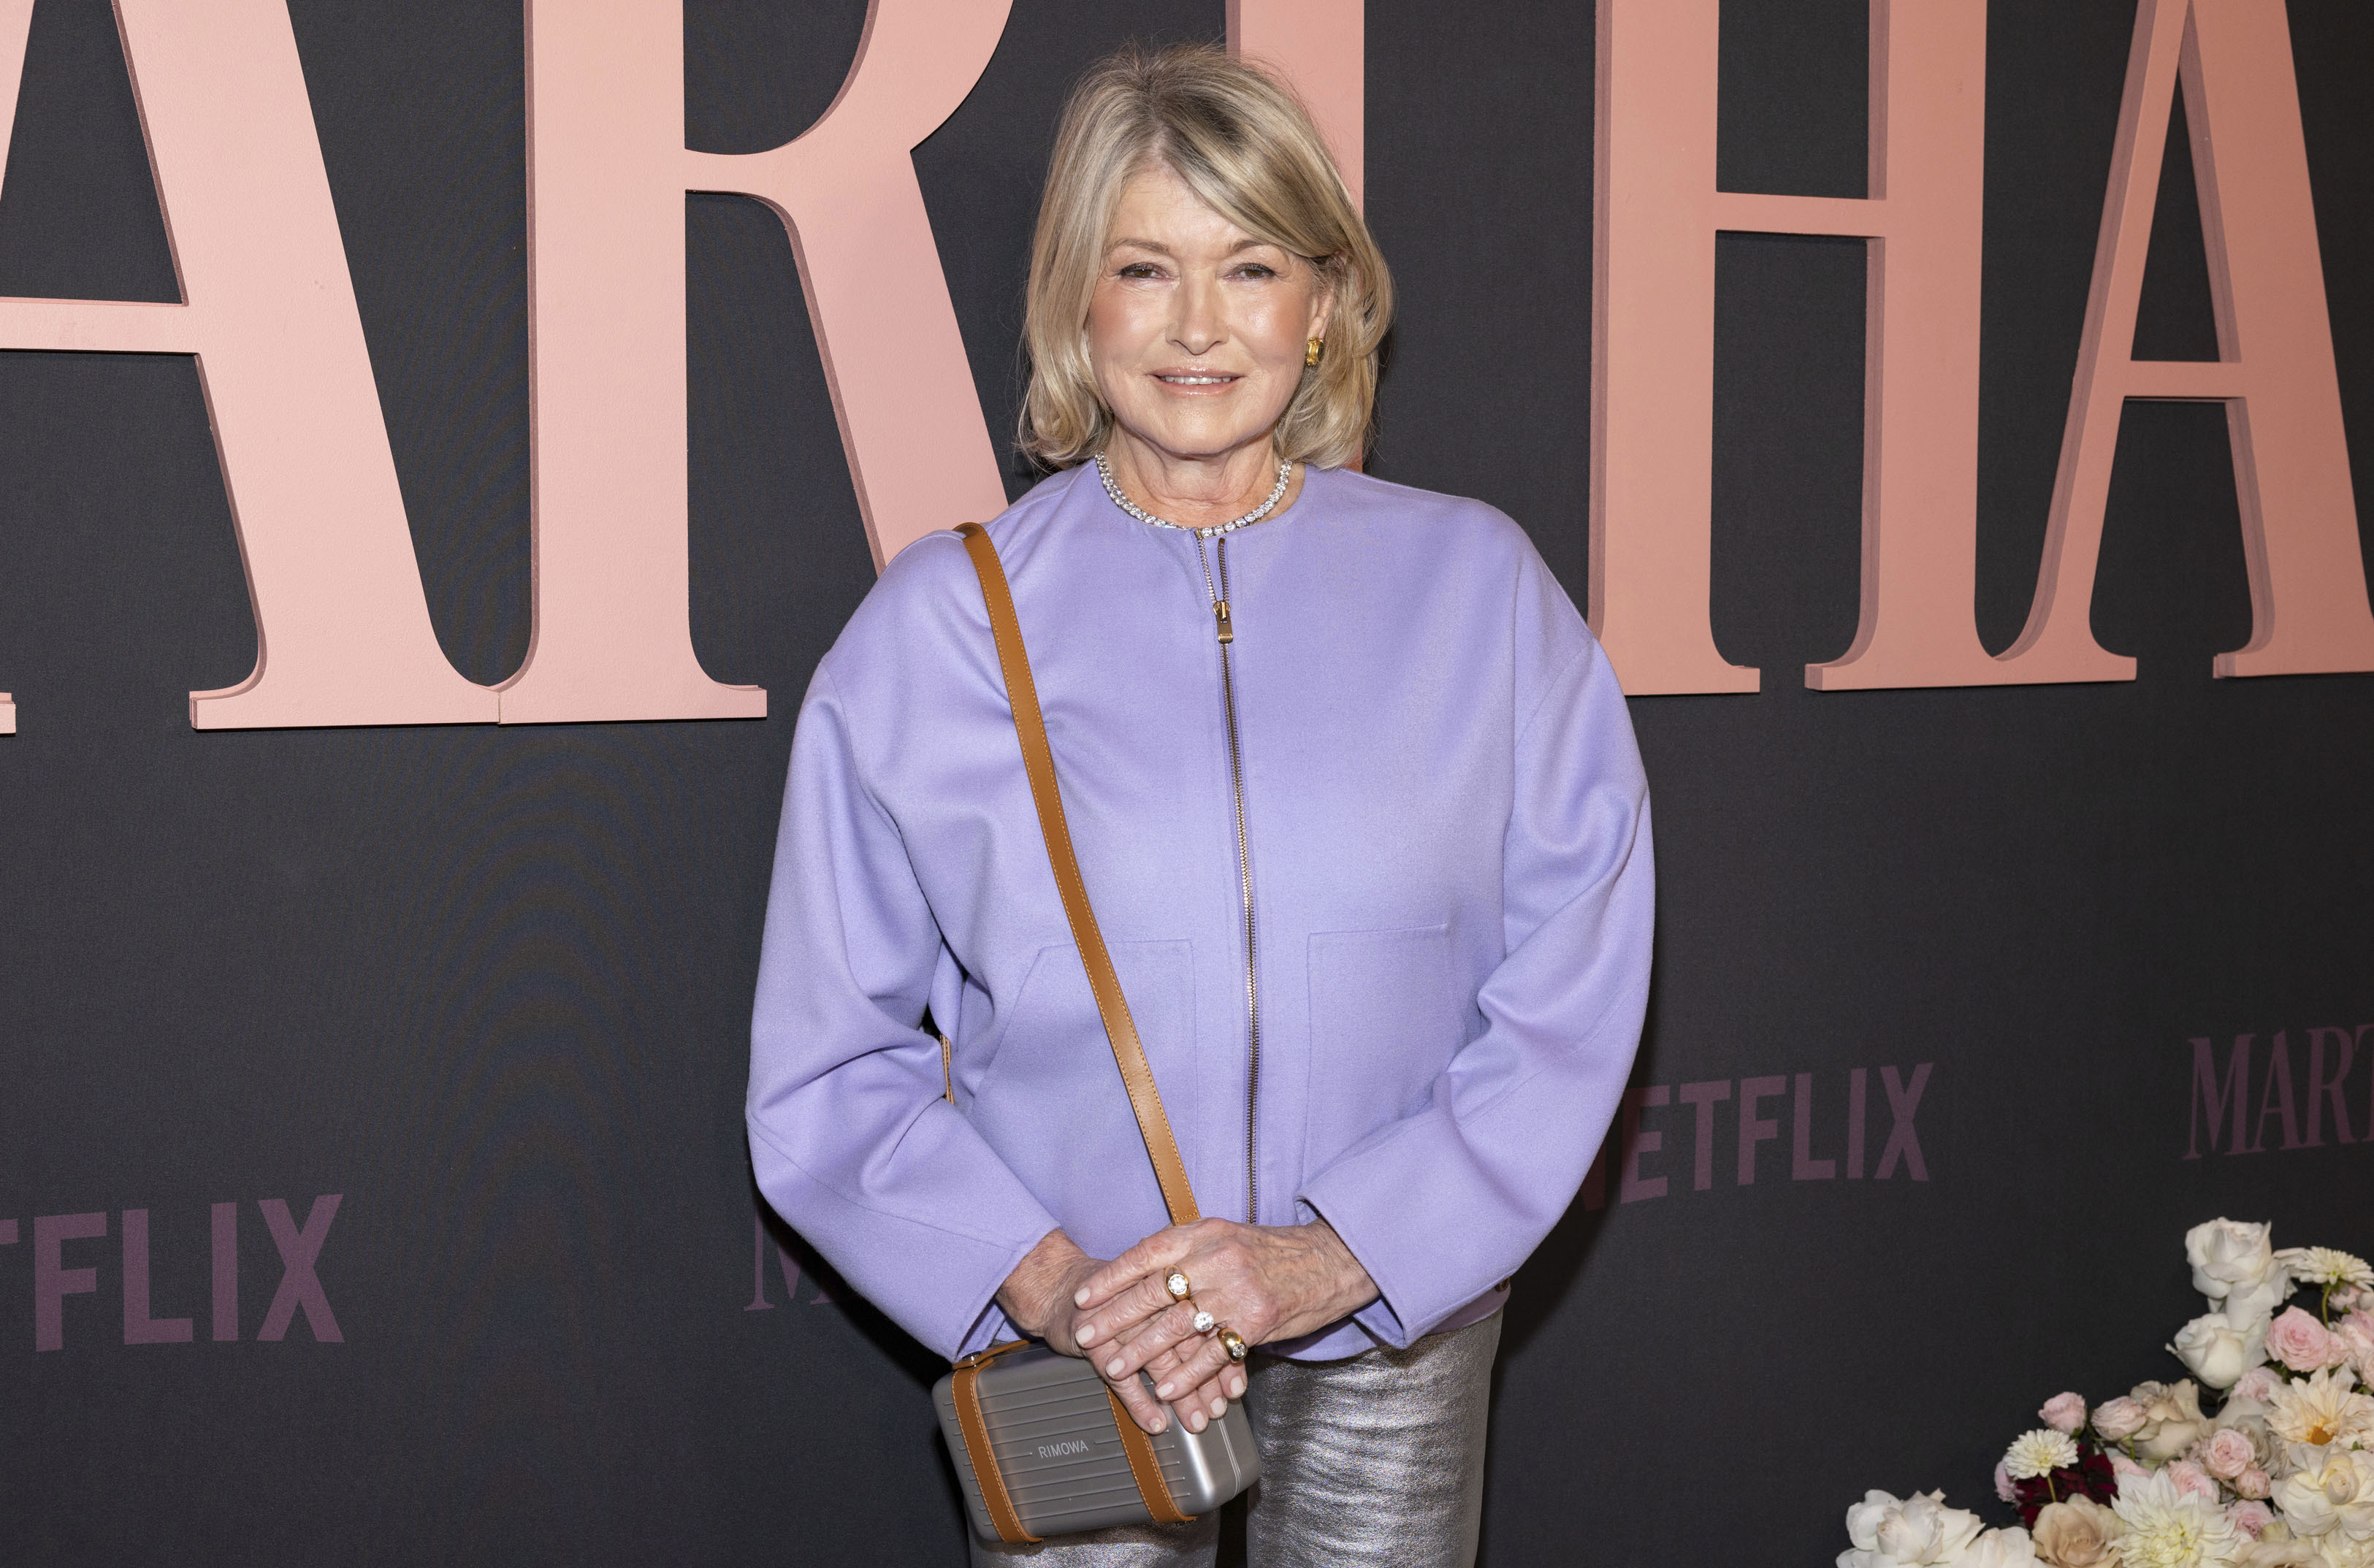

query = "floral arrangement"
[{"left": 1840, "top": 1220, "right": 2374, "bottom": 1568}]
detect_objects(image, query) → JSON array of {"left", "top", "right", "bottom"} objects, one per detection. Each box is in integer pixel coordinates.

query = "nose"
[{"left": 1169, "top": 269, "right": 1224, "bottom": 357}]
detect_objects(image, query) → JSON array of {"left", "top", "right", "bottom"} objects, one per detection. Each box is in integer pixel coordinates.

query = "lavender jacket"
[{"left": 747, "top": 462, "right": 1653, "bottom": 1362}]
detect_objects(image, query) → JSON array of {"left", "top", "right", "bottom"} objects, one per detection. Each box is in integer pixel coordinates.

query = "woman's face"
[{"left": 1087, "top": 163, "right": 1333, "bottom": 469}]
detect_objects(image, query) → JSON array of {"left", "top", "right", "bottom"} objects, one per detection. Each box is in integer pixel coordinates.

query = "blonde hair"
[{"left": 1019, "top": 42, "right": 1392, "bottom": 471}]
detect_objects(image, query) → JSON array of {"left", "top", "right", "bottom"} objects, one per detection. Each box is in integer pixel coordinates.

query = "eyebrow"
[{"left": 1107, "top": 237, "right": 1278, "bottom": 258}]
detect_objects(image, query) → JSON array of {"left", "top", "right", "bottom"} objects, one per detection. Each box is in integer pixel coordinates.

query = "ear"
[{"left": 1306, "top": 260, "right": 1340, "bottom": 345}]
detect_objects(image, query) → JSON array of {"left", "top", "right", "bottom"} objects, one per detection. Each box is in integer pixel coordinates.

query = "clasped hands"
[{"left": 996, "top": 1218, "right": 1378, "bottom": 1436}]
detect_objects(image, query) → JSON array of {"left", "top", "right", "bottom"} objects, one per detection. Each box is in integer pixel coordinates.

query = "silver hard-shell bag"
[{"left": 933, "top": 1345, "right": 1259, "bottom": 1542}]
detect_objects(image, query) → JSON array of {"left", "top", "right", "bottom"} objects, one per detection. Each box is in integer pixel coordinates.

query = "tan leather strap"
[
  {"left": 955, "top": 522, "right": 1201, "bottom": 1228},
  {"left": 952, "top": 1342, "right": 1038, "bottom": 1545},
  {"left": 1106, "top": 1385, "right": 1194, "bottom": 1523}
]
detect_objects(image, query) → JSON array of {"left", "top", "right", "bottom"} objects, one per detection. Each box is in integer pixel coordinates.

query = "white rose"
[
  {"left": 1839, "top": 1489, "right": 1986, "bottom": 1567},
  {"left": 2173, "top": 1311, "right": 2273, "bottom": 1391},
  {"left": 2277, "top": 1448, "right": 2374, "bottom": 1542},
  {"left": 2191, "top": 1219, "right": 2295, "bottom": 1324},
  {"left": 1959, "top": 1526, "right": 2041, "bottom": 1567}
]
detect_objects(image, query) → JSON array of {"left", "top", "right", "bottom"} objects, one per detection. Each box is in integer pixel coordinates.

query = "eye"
[
  {"left": 1230, "top": 262, "right": 1280, "bottom": 280},
  {"left": 1116, "top": 262, "right": 1162, "bottom": 280}
]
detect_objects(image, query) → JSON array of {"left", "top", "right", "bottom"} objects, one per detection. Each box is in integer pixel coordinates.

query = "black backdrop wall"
[{"left": 1, "top": 1, "right": 2370, "bottom": 1562}]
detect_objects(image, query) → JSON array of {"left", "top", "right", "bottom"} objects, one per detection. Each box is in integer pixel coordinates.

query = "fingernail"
[
  {"left": 1106, "top": 1359, "right": 1125, "bottom": 1377},
  {"left": 1077, "top": 1326, "right": 1097, "bottom": 1345},
  {"left": 1229, "top": 1377, "right": 1246, "bottom": 1398},
  {"left": 1186, "top": 1412, "right": 1205, "bottom": 1432},
  {"left": 1210, "top": 1399, "right": 1226, "bottom": 1418},
  {"left": 1151, "top": 1415, "right": 1168, "bottom": 1432},
  {"left": 1156, "top": 1382, "right": 1175, "bottom": 1398},
  {"left": 1075, "top": 1288, "right": 1091, "bottom": 1306}
]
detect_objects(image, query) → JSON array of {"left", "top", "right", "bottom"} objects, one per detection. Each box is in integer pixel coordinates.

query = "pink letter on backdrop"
[
  {"left": 33, "top": 1211, "right": 105, "bottom": 1352},
  {"left": 0, "top": 0, "right": 496, "bottom": 730},
  {"left": 1999, "top": 0, "right": 2374, "bottom": 681},
  {"left": 0, "top": 1, "right": 18, "bottom": 734},
  {"left": 507, "top": 0, "right": 1010, "bottom": 723},
  {"left": 1592, "top": 0, "right": 1996, "bottom": 695},
  {"left": 1227, "top": 0, "right": 1364, "bottom": 208},
  {"left": 121, "top": 1207, "right": 193, "bottom": 1345}
]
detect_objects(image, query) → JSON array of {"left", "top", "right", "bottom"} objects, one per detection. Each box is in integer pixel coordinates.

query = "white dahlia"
[
  {"left": 2005, "top": 1428, "right": 2084, "bottom": 1480},
  {"left": 2281, "top": 1249, "right": 2374, "bottom": 1294},
  {"left": 2113, "top": 1468, "right": 2245, "bottom": 1567},
  {"left": 2270, "top": 1368, "right": 2374, "bottom": 1451}
]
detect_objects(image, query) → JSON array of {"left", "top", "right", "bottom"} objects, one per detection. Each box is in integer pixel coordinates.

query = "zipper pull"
[{"left": 1213, "top": 599, "right": 1234, "bottom": 644}]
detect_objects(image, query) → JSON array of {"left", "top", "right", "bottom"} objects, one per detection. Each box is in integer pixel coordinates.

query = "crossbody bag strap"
[
  {"left": 949, "top": 524, "right": 1202, "bottom": 1537},
  {"left": 955, "top": 521, "right": 1201, "bottom": 1228},
  {"left": 950, "top": 1343, "right": 1039, "bottom": 1545}
]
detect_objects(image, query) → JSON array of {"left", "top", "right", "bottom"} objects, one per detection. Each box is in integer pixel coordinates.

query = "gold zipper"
[{"left": 1194, "top": 532, "right": 1259, "bottom": 1223}]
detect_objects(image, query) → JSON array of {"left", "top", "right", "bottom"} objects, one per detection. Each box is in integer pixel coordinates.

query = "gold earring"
[{"left": 1305, "top": 337, "right": 1324, "bottom": 368}]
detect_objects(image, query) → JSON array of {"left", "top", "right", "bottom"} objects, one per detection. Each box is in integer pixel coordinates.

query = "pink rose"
[
  {"left": 2230, "top": 1500, "right": 2275, "bottom": 1537},
  {"left": 2108, "top": 1450, "right": 2151, "bottom": 1487},
  {"left": 2235, "top": 1466, "right": 2272, "bottom": 1500},
  {"left": 2167, "top": 1461, "right": 2220, "bottom": 1502},
  {"left": 2266, "top": 1306, "right": 2343, "bottom": 1373},
  {"left": 2342, "top": 1313, "right": 2374, "bottom": 1378},
  {"left": 2094, "top": 1396, "right": 2148, "bottom": 1441},
  {"left": 2231, "top": 1366, "right": 2281, "bottom": 1404},
  {"left": 2041, "top": 1392, "right": 2088, "bottom": 1434},
  {"left": 2202, "top": 1427, "right": 2256, "bottom": 1480},
  {"left": 1995, "top": 1461, "right": 2018, "bottom": 1504}
]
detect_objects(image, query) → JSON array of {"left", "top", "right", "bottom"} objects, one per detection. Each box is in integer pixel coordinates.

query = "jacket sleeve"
[
  {"left": 746, "top": 662, "right": 1059, "bottom": 1361},
  {"left": 1294, "top": 625, "right": 1654, "bottom": 1348}
]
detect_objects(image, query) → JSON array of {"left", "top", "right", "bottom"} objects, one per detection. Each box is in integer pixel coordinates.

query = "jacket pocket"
[
  {"left": 1302, "top": 925, "right": 1458, "bottom": 1171},
  {"left": 967, "top": 940, "right": 1196, "bottom": 1258}
]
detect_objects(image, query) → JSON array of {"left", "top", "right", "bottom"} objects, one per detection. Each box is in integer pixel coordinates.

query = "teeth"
[{"left": 1161, "top": 375, "right": 1229, "bottom": 384}]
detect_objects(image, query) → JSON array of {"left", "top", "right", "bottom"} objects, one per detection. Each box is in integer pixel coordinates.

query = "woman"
[{"left": 747, "top": 42, "right": 1652, "bottom": 1567}]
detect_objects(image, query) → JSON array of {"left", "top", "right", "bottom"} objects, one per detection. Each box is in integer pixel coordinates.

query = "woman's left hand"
[{"left": 1069, "top": 1218, "right": 1379, "bottom": 1424}]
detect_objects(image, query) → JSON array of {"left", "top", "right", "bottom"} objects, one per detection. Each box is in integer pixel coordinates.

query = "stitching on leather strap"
[
  {"left": 953, "top": 1357, "right": 1039, "bottom": 1544},
  {"left": 1105, "top": 1385, "right": 1194, "bottom": 1524},
  {"left": 955, "top": 523, "right": 1202, "bottom": 1230}
]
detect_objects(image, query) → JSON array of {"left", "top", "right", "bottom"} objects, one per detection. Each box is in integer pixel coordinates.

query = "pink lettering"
[
  {"left": 212, "top": 1201, "right": 238, "bottom": 1342},
  {"left": 256, "top": 1196, "right": 342, "bottom": 1344},
  {"left": 1846, "top": 1066, "right": 1869, "bottom": 1179},
  {"left": 33, "top": 1212, "right": 106, "bottom": 1352},
  {"left": 2304, "top": 1028, "right": 2356, "bottom": 1147},
  {"left": 747, "top": 1212, "right": 804, "bottom": 1312},
  {"left": 1736, "top": 1075, "right": 1787, "bottom": 1185},
  {"left": 1617, "top": 1085, "right": 1670, "bottom": 1202},
  {"left": 1228, "top": 0, "right": 1365, "bottom": 207},
  {"left": 1592, "top": 0, "right": 1993, "bottom": 695},
  {"left": 0, "top": 0, "right": 495, "bottom": 730},
  {"left": 1677, "top": 1080, "right": 1731, "bottom": 1191},
  {"left": 2362, "top": 1025, "right": 2374, "bottom": 1137},
  {"left": 1876, "top": 1064, "right": 1931, "bottom": 1180},
  {"left": 1792, "top": 1073, "right": 1837, "bottom": 1180},
  {"left": 122, "top": 1208, "right": 194, "bottom": 1345},
  {"left": 2253, "top": 1028, "right": 2302, "bottom": 1152},
  {"left": 505, "top": 0, "right": 1012, "bottom": 722},
  {"left": 2188, "top": 1033, "right": 2253, "bottom": 1156},
  {"left": 2001, "top": 0, "right": 2374, "bottom": 682}
]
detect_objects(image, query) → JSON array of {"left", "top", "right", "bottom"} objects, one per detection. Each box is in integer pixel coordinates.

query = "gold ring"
[
  {"left": 1164, "top": 1269, "right": 1192, "bottom": 1301},
  {"left": 1191, "top": 1308, "right": 1216, "bottom": 1334},
  {"left": 1216, "top": 1326, "right": 1248, "bottom": 1364}
]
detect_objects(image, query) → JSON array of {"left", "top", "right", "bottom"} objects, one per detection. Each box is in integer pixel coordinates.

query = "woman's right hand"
[{"left": 996, "top": 1228, "right": 1182, "bottom": 1435}]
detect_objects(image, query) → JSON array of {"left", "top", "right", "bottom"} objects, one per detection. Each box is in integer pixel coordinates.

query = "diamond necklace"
[{"left": 1094, "top": 451, "right": 1294, "bottom": 538}]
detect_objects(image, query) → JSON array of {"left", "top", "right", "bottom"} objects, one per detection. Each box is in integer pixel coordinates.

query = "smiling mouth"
[{"left": 1153, "top": 372, "right": 1240, "bottom": 386}]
